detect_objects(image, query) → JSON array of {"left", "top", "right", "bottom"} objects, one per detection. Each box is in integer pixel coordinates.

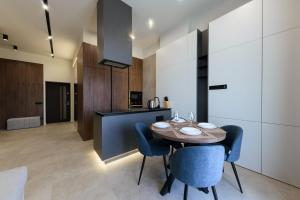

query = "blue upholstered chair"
[
  {"left": 170, "top": 146, "right": 224, "bottom": 200},
  {"left": 134, "top": 122, "right": 170, "bottom": 185},
  {"left": 220, "top": 125, "right": 243, "bottom": 193}
]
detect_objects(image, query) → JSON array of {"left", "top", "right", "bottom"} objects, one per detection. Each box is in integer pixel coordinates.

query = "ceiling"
[
  {"left": 0, "top": 0, "right": 97, "bottom": 60},
  {"left": 0, "top": 0, "right": 248, "bottom": 60}
]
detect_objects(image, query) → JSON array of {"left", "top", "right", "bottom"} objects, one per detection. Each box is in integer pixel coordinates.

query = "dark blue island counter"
[{"left": 93, "top": 108, "right": 171, "bottom": 162}]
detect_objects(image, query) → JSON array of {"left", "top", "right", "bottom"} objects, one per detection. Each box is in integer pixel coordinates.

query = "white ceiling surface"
[
  {"left": 0, "top": 0, "right": 97, "bottom": 60},
  {"left": 0, "top": 0, "right": 249, "bottom": 60},
  {"left": 123, "top": 0, "right": 250, "bottom": 50}
]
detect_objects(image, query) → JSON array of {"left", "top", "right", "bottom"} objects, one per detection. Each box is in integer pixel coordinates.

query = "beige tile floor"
[{"left": 0, "top": 122, "right": 299, "bottom": 200}]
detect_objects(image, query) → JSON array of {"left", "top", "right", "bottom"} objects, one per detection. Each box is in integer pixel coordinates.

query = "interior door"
[{"left": 46, "top": 82, "right": 70, "bottom": 123}]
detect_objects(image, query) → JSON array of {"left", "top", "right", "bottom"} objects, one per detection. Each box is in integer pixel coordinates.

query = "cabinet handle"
[{"left": 209, "top": 84, "right": 227, "bottom": 90}]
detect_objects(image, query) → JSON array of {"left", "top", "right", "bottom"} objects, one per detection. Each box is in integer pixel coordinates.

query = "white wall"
[
  {"left": 83, "top": 30, "right": 97, "bottom": 46},
  {"left": 0, "top": 47, "right": 74, "bottom": 124},
  {"left": 156, "top": 30, "right": 198, "bottom": 119},
  {"left": 79, "top": 29, "right": 145, "bottom": 59},
  {"left": 132, "top": 47, "right": 144, "bottom": 59},
  {"left": 159, "top": 0, "right": 250, "bottom": 48}
]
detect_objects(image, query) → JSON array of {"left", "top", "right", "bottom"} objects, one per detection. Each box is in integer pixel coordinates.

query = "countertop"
[{"left": 96, "top": 108, "right": 171, "bottom": 117}]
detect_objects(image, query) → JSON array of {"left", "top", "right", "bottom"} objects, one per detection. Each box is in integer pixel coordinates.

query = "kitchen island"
[{"left": 93, "top": 108, "right": 171, "bottom": 162}]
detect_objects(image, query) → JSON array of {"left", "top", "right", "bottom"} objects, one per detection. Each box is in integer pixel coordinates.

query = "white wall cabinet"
[
  {"left": 209, "top": 40, "right": 262, "bottom": 122},
  {"left": 208, "top": 0, "right": 262, "bottom": 173},
  {"left": 263, "top": 0, "right": 300, "bottom": 36},
  {"left": 156, "top": 31, "right": 198, "bottom": 118},
  {"left": 262, "top": 0, "right": 300, "bottom": 188},
  {"left": 209, "top": 0, "right": 300, "bottom": 188},
  {"left": 262, "top": 28, "right": 300, "bottom": 126},
  {"left": 209, "top": 0, "right": 262, "bottom": 53},
  {"left": 210, "top": 117, "right": 262, "bottom": 172},
  {"left": 262, "top": 123, "right": 300, "bottom": 188}
]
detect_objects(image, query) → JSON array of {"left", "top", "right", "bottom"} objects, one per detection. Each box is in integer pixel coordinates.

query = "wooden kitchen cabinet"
[
  {"left": 129, "top": 57, "right": 143, "bottom": 92},
  {"left": 112, "top": 67, "right": 129, "bottom": 111}
]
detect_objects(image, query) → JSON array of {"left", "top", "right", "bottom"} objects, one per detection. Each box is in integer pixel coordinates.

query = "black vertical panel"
[
  {"left": 197, "top": 30, "right": 209, "bottom": 122},
  {"left": 74, "top": 84, "right": 78, "bottom": 121}
]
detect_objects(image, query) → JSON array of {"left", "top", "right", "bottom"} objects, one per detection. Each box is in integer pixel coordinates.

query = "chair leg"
[
  {"left": 211, "top": 186, "right": 218, "bottom": 200},
  {"left": 231, "top": 162, "right": 243, "bottom": 193},
  {"left": 197, "top": 187, "right": 209, "bottom": 194},
  {"left": 183, "top": 184, "right": 188, "bottom": 200},
  {"left": 138, "top": 156, "right": 146, "bottom": 185},
  {"left": 163, "top": 155, "right": 168, "bottom": 179}
]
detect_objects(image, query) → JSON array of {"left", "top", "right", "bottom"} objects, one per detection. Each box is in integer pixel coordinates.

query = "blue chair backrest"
[
  {"left": 221, "top": 125, "right": 243, "bottom": 162},
  {"left": 134, "top": 122, "right": 153, "bottom": 156},
  {"left": 170, "top": 145, "right": 224, "bottom": 188}
]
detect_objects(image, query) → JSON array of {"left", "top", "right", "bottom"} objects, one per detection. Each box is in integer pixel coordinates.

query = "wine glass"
[
  {"left": 189, "top": 112, "right": 195, "bottom": 125},
  {"left": 174, "top": 111, "right": 179, "bottom": 121}
]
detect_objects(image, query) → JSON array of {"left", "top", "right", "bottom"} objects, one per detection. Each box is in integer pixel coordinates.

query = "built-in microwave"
[{"left": 129, "top": 91, "right": 143, "bottom": 108}]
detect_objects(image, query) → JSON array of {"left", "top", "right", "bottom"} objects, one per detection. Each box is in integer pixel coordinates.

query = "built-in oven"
[{"left": 129, "top": 91, "right": 143, "bottom": 108}]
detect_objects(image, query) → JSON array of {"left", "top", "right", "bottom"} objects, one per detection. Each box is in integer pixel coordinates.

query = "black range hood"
[{"left": 97, "top": 0, "right": 132, "bottom": 68}]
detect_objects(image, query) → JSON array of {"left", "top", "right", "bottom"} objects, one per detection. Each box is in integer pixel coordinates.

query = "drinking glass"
[
  {"left": 174, "top": 111, "right": 179, "bottom": 121},
  {"left": 189, "top": 112, "right": 195, "bottom": 125}
]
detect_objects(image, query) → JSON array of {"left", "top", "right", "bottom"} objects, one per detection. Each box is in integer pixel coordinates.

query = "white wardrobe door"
[
  {"left": 262, "top": 123, "right": 300, "bottom": 188},
  {"left": 209, "top": 0, "right": 262, "bottom": 53},
  {"left": 156, "top": 30, "right": 197, "bottom": 67},
  {"left": 263, "top": 0, "right": 300, "bottom": 36},
  {"left": 262, "top": 28, "right": 300, "bottom": 126},
  {"left": 156, "top": 59, "right": 197, "bottom": 119},
  {"left": 209, "top": 117, "right": 262, "bottom": 173},
  {"left": 156, "top": 31, "right": 198, "bottom": 119},
  {"left": 209, "top": 40, "right": 262, "bottom": 122}
]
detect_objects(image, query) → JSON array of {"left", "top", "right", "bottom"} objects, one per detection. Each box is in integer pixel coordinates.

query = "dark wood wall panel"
[
  {"left": 82, "top": 65, "right": 111, "bottom": 139},
  {"left": 77, "top": 45, "right": 84, "bottom": 136},
  {"left": 77, "top": 42, "right": 130, "bottom": 140},
  {"left": 0, "top": 64, "right": 7, "bottom": 129},
  {"left": 77, "top": 43, "right": 113, "bottom": 141},
  {"left": 112, "top": 67, "right": 129, "bottom": 111},
  {"left": 0, "top": 58, "right": 43, "bottom": 129},
  {"left": 129, "top": 57, "right": 143, "bottom": 92}
]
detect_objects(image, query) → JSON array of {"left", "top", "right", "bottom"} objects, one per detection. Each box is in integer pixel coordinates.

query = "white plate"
[
  {"left": 197, "top": 123, "right": 217, "bottom": 129},
  {"left": 153, "top": 122, "right": 170, "bottom": 129},
  {"left": 180, "top": 127, "right": 202, "bottom": 136},
  {"left": 171, "top": 118, "right": 186, "bottom": 123}
]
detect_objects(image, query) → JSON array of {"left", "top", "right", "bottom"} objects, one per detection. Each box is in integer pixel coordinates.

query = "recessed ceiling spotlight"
[
  {"left": 129, "top": 33, "right": 135, "bottom": 40},
  {"left": 41, "top": 1, "right": 48, "bottom": 10},
  {"left": 2, "top": 34, "right": 8, "bottom": 41},
  {"left": 47, "top": 35, "right": 53, "bottom": 40},
  {"left": 13, "top": 45, "right": 18, "bottom": 51},
  {"left": 148, "top": 19, "right": 154, "bottom": 29}
]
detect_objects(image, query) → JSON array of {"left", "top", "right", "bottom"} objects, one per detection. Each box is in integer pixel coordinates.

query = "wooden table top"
[{"left": 150, "top": 121, "right": 226, "bottom": 144}]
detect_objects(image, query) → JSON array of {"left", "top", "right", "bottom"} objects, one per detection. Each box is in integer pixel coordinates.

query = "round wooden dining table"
[
  {"left": 150, "top": 120, "right": 226, "bottom": 144},
  {"left": 150, "top": 120, "right": 227, "bottom": 196}
]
